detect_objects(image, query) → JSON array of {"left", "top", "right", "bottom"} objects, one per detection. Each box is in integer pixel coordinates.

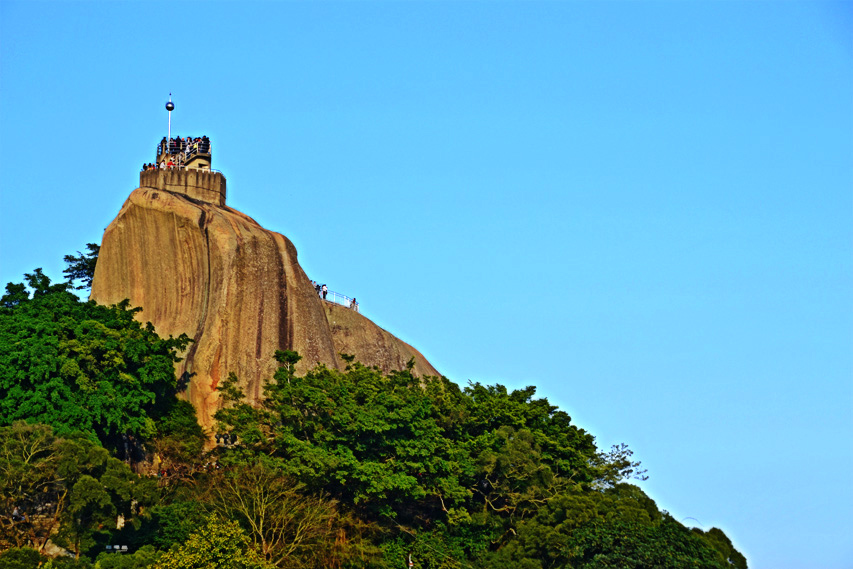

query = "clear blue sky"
[{"left": 1, "top": 2, "right": 851, "bottom": 567}]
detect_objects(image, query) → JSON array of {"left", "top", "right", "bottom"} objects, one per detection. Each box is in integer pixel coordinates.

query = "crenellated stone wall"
[{"left": 140, "top": 169, "right": 226, "bottom": 206}]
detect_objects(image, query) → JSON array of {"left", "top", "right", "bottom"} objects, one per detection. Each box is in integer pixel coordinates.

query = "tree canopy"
[
  {"left": 0, "top": 422, "right": 158, "bottom": 558},
  {"left": 0, "top": 269, "right": 191, "bottom": 449},
  {"left": 211, "top": 353, "right": 741, "bottom": 569},
  {"left": 153, "top": 516, "right": 273, "bottom": 569}
]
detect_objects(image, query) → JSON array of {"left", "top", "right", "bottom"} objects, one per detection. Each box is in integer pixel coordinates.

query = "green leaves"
[
  {"left": 211, "top": 352, "right": 746, "bottom": 569},
  {"left": 480, "top": 494, "right": 728, "bottom": 569},
  {"left": 0, "top": 271, "right": 191, "bottom": 448},
  {"left": 153, "top": 516, "right": 273, "bottom": 569},
  {"left": 693, "top": 526, "right": 748, "bottom": 569},
  {"left": 0, "top": 423, "right": 157, "bottom": 557},
  {"left": 0, "top": 547, "right": 43, "bottom": 569},
  {"left": 62, "top": 243, "right": 100, "bottom": 291},
  {"left": 215, "top": 356, "right": 609, "bottom": 533}
]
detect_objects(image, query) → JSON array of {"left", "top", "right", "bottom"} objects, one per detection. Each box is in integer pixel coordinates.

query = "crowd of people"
[
  {"left": 159, "top": 135, "right": 211, "bottom": 157},
  {"left": 312, "top": 281, "right": 358, "bottom": 312},
  {"left": 142, "top": 160, "right": 173, "bottom": 171},
  {"left": 141, "top": 135, "right": 212, "bottom": 171}
]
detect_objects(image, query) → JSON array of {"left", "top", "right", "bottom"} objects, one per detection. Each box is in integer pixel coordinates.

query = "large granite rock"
[{"left": 90, "top": 186, "right": 439, "bottom": 431}]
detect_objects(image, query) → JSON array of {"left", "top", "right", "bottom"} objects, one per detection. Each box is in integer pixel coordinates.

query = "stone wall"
[{"left": 139, "top": 169, "right": 226, "bottom": 206}]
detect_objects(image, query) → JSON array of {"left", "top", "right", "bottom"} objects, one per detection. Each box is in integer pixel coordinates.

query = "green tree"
[
  {"left": 213, "top": 353, "right": 663, "bottom": 567},
  {"left": 693, "top": 526, "right": 748, "bottom": 569},
  {"left": 63, "top": 243, "right": 100, "bottom": 291},
  {"left": 0, "top": 269, "right": 191, "bottom": 449},
  {"left": 153, "top": 515, "right": 273, "bottom": 569},
  {"left": 41, "top": 556, "right": 94, "bottom": 568},
  {"left": 0, "top": 547, "right": 42, "bottom": 569},
  {"left": 215, "top": 357, "right": 472, "bottom": 518},
  {"left": 563, "top": 514, "right": 732, "bottom": 569},
  {"left": 58, "top": 474, "right": 116, "bottom": 556},
  {"left": 150, "top": 400, "right": 206, "bottom": 484},
  {"left": 146, "top": 500, "right": 208, "bottom": 551},
  {"left": 0, "top": 422, "right": 103, "bottom": 552},
  {"left": 480, "top": 489, "right": 738, "bottom": 569},
  {"left": 0, "top": 422, "right": 158, "bottom": 558}
]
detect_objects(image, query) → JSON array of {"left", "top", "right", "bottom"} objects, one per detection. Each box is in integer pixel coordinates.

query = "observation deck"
[
  {"left": 155, "top": 136, "right": 212, "bottom": 170},
  {"left": 141, "top": 135, "right": 226, "bottom": 206}
]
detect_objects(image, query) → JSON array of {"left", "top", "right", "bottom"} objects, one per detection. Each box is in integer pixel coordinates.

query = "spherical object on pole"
[{"left": 166, "top": 94, "right": 174, "bottom": 145}]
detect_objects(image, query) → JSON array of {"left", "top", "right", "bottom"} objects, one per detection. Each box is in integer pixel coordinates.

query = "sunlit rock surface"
[{"left": 91, "top": 186, "right": 439, "bottom": 431}]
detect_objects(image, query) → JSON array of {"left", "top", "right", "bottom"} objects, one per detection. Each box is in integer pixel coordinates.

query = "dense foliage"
[
  {"left": 0, "top": 263, "right": 746, "bottom": 568},
  {"left": 211, "top": 353, "right": 742, "bottom": 569},
  {"left": 62, "top": 243, "right": 100, "bottom": 291},
  {"left": 0, "top": 270, "right": 191, "bottom": 449},
  {"left": 0, "top": 422, "right": 159, "bottom": 558}
]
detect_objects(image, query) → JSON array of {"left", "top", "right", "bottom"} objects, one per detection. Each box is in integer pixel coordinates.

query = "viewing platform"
[
  {"left": 141, "top": 133, "right": 225, "bottom": 206},
  {"left": 156, "top": 136, "right": 212, "bottom": 171}
]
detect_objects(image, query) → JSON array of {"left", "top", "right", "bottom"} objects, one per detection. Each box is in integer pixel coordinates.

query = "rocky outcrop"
[
  {"left": 325, "top": 303, "right": 438, "bottom": 376},
  {"left": 91, "top": 185, "right": 438, "bottom": 431}
]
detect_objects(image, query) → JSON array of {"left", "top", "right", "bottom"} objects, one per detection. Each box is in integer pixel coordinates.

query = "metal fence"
[{"left": 320, "top": 289, "right": 360, "bottom": 312}]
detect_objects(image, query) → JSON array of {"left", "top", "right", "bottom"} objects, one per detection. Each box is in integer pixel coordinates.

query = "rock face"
[
  {"left": 91, "top": 173, "right": 439, "bottom": 431},
  {"left": 325, "top": 303, "right": 436, "bottom": 376}
]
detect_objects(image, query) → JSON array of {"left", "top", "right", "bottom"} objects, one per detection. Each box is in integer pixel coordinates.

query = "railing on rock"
[
  {"left": 142, "top": 164, "right": 221, "bottom": 173},
  {"left": 158, "top": 137, "right": 211, "bottom": 158},
  {"left": 151, "top": 136, "right": 213, "bottom": 171},
  {"left": 322, "top": 290, "right": 360, "bottom": 312}
]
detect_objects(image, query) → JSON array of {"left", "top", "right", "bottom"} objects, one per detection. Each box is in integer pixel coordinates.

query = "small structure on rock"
[{"left": 155, "top": 134, "right": 213, "bottom": 172}]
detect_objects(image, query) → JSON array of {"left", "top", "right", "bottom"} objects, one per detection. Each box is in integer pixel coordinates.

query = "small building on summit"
[
  {"left": 156, "top": 135, "right": 212, "bottom": 171},
  {"left": 141, "top": 135, "right": 226, "bottom": 207}
]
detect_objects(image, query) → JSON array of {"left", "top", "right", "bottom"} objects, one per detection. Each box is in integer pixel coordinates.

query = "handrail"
[
  {"left": 317, "top": 288, "right": 360, "bottom": 312},
  {"left": 157, "top": 136, "right": 212, "bottom": 163},
  {"left": 141, "top": 165, "right": 221, "bottom": 174}
]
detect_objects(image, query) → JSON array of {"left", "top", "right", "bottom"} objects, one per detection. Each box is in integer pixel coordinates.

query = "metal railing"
[
  {"left": 156, "top": 138, "right": 212, "bottom": 167},
  {"left": 158, "top": 139, "right": 211, "bottom": 157},
  {"left": 142, "top": 164, "right": 221, "bottom": 174},
  {"left": 318, "top": 289, "right": 360, "bottom": 312}
]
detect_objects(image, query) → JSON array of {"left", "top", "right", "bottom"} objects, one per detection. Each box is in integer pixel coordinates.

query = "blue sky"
[{"left": 1, "top": 2, "right": 851, "bottom": 568}]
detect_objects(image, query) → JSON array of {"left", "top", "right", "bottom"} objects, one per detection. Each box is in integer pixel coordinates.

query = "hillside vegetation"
[{"left": 0, "top": 255, "right": 746, "bottom": 569}]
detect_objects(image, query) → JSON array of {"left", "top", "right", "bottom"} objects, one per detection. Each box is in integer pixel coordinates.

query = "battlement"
[{"left": 140, "top": 168, "right": 226, "bottom": 206}]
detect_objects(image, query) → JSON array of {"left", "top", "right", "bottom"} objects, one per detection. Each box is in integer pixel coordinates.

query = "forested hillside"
[{"left": 0, "top": 255, "right": 746, "bottom": 569}]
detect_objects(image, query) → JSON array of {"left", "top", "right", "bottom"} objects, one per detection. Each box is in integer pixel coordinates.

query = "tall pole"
[{"left": 165, "top": 94, "right": 175, "bottom": 153}]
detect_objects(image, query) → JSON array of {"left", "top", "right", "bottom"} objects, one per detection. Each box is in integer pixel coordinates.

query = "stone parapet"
[{"left": 140, "top": 169, "right": 226, "bottom": 206}]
